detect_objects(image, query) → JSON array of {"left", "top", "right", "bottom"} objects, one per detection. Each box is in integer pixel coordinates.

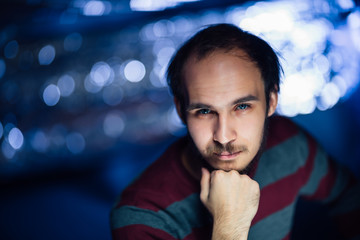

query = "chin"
[
  {"left": 208, "top": 159, "right": 247, "bottom": 172},
  {"left": 219, "top": 164, "right": 246, "bottom": 172},
  {"left": 205, "top": 156, "right": 255, "bottom": 174}
]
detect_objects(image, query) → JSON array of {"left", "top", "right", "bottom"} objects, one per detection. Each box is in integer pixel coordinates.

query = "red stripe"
[
  {"left": 252, "top": 133, "right": 317, "bottom": 225},
  {"left": 112, "top": 224, "right": 178, "bottom": 240},
  {"left": 266, "top": 116, "right": 299, "bottom": 150}
]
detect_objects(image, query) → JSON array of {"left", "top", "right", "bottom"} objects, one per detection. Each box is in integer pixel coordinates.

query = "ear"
[
  {"left": 267, "top": 90, "right": 278, "bottom": 117},
  {"left": 174, "top": 97, "right": 186, "bottom": 124}
]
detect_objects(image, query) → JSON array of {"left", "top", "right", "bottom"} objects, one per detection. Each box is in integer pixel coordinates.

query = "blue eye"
[
  {"left": 236, "top": 104, "right": 249, "bottom": 110},
  {"left": 198, "top": 109, "right": 211, "bottom": 115}
]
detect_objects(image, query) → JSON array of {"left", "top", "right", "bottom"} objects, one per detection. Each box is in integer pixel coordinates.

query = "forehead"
[{"left": 183, "top": 50, "right": 265, "bottom": 106}]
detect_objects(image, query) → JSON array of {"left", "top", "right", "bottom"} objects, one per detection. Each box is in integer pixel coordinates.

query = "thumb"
[{"left": 200, "top": 167, "right": 210, "bottom": 204}]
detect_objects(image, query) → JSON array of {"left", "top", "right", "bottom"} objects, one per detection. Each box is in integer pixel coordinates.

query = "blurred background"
[{"left": 0, "top": 0, "right": 359, "bottom": 239}]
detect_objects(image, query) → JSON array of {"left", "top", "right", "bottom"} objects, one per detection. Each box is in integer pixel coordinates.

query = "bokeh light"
[
  {"left": 130, "top": 0, "right": 200, "bottom": 11},
  {"left": 90, "top": 61, "right": 114, "bottom": 87},
  {"left": 337, "top": 0, "right": 355, "bottom": 10},
  {"left": 57, "top": 74, "right": 75, "bottom": 97},
  {"left": 38, "top": 45, "right": 56, "bottom": 65},
  {"left": 30, "top": 130, "right": 49, "bottom": 153},
  {"left": 83, "top": 1, "right": 105, "bottom": 16},
  {"left": 8, "top": 127, "right": 24, "bottom": 150},
  {"left": 2, "top": 140, "right": 16, "bottom": 159},
  {"left": 84, "top": 74, "right": 102, "bottom": 93},
  {"left": 123, "top": 60, "right": 146, "bottom": 83},
  {"left": 103, "top": 112, "right": 125, "bottom": 138},
  {"left": 66, "top": 132, "right": 85, "bottom": 154},
  {"left": 43, "top": 84, "right": 61, "bottom": 106}
]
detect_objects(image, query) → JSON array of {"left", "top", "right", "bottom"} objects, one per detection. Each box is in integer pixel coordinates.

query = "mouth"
[{"left": 213, "top": 151, "right": 241, "bottom": 161}]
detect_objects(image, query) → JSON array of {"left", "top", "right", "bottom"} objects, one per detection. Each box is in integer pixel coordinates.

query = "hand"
[{"left": 200, "top": 168, "right": 260, "bottom": 240}]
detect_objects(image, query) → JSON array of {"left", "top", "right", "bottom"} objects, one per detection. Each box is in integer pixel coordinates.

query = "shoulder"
[
  {"left": 111, "top": 137, "right": 208, "bottom": 239},
  {"left": 255, "top": 116, "right": 322, "bottom": 186},
  {"left": 265, "top": 115, "right": 318, "bottom": 152},
  {"left": 114, "top": 137, "right": 199, "bottom": 211},
  {"left": 266, "top": 115, "right": 301, "bottom": 149}
]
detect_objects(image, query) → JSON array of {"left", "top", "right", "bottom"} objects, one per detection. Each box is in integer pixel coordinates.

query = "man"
[{"left": 111, "top": 24, "right": 360, "bottom": 239}]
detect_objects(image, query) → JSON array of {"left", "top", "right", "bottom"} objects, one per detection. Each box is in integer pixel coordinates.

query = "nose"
[{"left": 213, "top": 114, "right": 236, "bottom": 145}]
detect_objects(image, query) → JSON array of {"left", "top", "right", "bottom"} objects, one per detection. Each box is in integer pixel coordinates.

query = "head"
[{"left": 167, "top": 23, "right": 281, "bottom": 172}]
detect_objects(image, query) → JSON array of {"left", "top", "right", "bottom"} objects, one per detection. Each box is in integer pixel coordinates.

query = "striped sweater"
[{"left": 111, "top": 116, "right": 360, "bottom": 239}]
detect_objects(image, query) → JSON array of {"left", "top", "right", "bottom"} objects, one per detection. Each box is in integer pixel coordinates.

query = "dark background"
[{"left": 0, "top": 0, "right": 359, "bottom": 239}]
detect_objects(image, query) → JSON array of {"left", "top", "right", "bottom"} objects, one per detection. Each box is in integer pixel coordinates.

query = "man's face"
[{"left": 178, "top": 50, "right": 277, "bottom": 172}]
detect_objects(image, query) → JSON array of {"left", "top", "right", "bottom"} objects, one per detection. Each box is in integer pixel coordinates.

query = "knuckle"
[
  {"left": 229, "top": 170, "right": 239, "bottom": 176},
  {"left": 211, "top": 170, "right": 224, "bottom": 178},
  {"left": 239, "top": 174, "right": 250, "bottom": 181}
]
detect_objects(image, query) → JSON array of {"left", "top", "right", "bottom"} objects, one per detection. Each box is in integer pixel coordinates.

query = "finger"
[{"left": 200, "top": 167, "right": 210, "bottom": 203}]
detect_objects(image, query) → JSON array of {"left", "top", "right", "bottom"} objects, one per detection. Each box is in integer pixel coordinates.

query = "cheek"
[
  {"left": 187, "top": 118, "right": 212, "bottom": 149},
  {"left": 237, "top": 115, "right": 264, "bottom": 147}
]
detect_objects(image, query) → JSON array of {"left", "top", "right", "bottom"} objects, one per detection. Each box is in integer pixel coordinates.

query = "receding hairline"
[{"left": 182, "top": 48, "right": 261, "bottom": 81}]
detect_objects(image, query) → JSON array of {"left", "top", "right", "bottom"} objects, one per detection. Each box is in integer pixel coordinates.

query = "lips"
[{"left": 213, "top": 151, "right": 241, "bottom": 161}]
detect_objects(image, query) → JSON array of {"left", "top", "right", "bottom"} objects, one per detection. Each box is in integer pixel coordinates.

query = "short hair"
[{"left": 166, "top": 23, "right": 282, "bottom": 120}]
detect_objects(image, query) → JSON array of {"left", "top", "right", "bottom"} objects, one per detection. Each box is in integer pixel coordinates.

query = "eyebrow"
[
  {"left": 232, "top": 95, "right": 259, "bottom": 105},
  {"left": 186, "top": 95, "right": 259, "bottom": 112}
]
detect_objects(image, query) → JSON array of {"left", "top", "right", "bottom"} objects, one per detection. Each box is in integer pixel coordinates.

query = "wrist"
[{"left": 212, "top": 218, "right": 250, "bottom": 240}]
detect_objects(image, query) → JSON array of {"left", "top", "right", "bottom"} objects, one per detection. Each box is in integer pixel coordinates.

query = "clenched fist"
[{"left": 200, "top": 168, "right": 260, "bottom": 240}]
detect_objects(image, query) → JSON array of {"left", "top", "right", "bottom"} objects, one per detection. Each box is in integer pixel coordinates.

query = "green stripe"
[
  {"left": 325, "top": 164, "right": 351, "bottom": 204},
  {"left": 254, "top": 132, "right": 309, "bottom": 189},
  {"left": 299, "top": 144, "right": 355, "bottom": 208},
  {"left": 249, "top": 203, "right": 296, "bottom": 240},
  {"left": 299, "top": 144, "right": 328, "bottom": 196},
  {"left": 111, "top": 205, "right": 170, "bottom": 232},
  {"left": 111, "top": 193, "right": 211, "bottom": 239}
]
